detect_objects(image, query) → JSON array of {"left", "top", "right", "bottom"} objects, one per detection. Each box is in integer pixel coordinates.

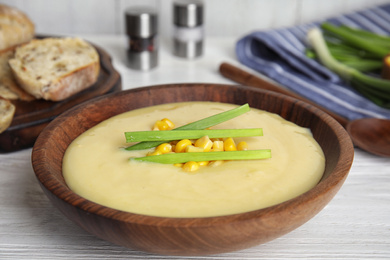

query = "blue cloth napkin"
[{"left": 236, "top": 4, "right": 390, "bottom": 121}]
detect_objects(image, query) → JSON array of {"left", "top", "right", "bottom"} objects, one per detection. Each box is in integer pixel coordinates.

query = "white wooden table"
[{"left": 1, "top": 35, "right": 389, "bottom": 259}]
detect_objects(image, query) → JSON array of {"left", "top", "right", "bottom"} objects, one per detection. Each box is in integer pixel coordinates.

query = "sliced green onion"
[
  {"left": 125, "top": 128, "right": 262, "bottom": 142},
  {"left": 124, "top": 103, "right": 251, "bottom": 151},
  {"left": 131, "top": 150, "right": 272, "bottom": 164}
]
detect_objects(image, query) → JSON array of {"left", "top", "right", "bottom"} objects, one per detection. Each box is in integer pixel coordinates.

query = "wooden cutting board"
[{"left": 0, "top": 41, "right": 122, "bottom": 153}]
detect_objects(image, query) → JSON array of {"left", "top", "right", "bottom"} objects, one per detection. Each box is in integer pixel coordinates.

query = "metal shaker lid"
[
  {"left": 125, "top": 6, "right": 158, "bottom": 37},
  {"left": 173, "top": 0, "right": 203, "bottom": 27}
]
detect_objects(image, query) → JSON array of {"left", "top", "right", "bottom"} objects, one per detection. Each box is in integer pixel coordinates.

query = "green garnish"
[
  {"left": 131, "top": 150, "right": 272, "bottom": 164},
  {"left": 124, "top": 103, "right": 251, "bottom": 151},
  {"left": 124, "top": 128, "right": 263, "bottom": 142}
]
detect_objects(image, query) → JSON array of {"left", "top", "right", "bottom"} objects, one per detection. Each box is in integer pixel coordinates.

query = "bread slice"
[
  {"left": 0, "top": 47, "right": 35, "bottom": 101},
  {"left": 0, "top": 4, "right": 35, "bottom": 51},
  {"left": 0, "top": 97, "right": 15, "bottom": 133},
  {"left": 9, "top": 37, "right": 100, "bottom": 101}
]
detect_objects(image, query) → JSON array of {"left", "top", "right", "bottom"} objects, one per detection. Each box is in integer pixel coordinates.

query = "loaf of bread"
[
  {"left": 0, "top": 4, "right": 35, "bottom": 51},
  {"left": 0, "top": 47, "right": 34, "bottom": 101},
  {"left": 0, "top": 97, "right": 15, "bottom": 134},
  {"left": 9, "top": 37, "right": 100, "bottom": 101}
]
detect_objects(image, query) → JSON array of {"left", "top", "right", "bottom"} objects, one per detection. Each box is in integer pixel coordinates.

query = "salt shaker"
[
  {"left": 173, "top": 0, "right": 204, "bottom": 58},
  {"left": 125, "top": 6, "right": 158, "bottom": 70}
]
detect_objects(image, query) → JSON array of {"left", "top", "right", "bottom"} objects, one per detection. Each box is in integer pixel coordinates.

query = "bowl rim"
[{"left": 32, "top": 83, "right": 354, "bottom": 227}]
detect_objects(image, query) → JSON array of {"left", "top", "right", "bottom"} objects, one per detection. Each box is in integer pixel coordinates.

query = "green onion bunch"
[{"left": 306, "top": 22, "right": 390, "bottom": 108}]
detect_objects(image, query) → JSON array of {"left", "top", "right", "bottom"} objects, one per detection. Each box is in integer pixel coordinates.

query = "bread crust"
[
  {"left": 0, "top": 4, "right": 35, "bottom": 101},
  {"left": 9, "top": 38, "right": 100, "bottom": 101},
  {"left": 40, "top": 61, "right": 100, "bottom": 101},
  {"left": 0, "top": 4, "right": 35, "bottom": 51},
  {"left": 0, "top": 97, "right": 15, "bottom": 134},
  {"left": 0, "top": 47, "right": 35, "bottom": 101}
]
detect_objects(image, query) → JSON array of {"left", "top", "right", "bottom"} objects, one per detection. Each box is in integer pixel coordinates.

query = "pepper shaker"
[
  {"left": 125, "top": 6, "right": 158, "bottom": 70},
  {"left": 173, "top": 0, "right": 204, "bottom": 58}
]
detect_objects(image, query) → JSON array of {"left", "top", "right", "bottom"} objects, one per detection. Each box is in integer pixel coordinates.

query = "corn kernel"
[
  {"left": 211, "top": 140, "right": 224, "bottom": 151},
  {"left": 147, "top": 150, "right": 162, "bottom": 156},
  {"left": 237, "top": 141, "right": 248, "bottom": 151},
  {"left": 156, "top": 143, "right": 172, "bottom": 154},
  {"left": 174, "top": 163, "right": 184, "bottom": 167},
  {"left": 185, "top": 145, "right": 204, "bottom": 153},
  {"left": 194, "top": 136, "right": 213, "bottom": 152},
  {"left": 182, "top": 161, "right": 199, "bottom": 172},
  {"left": 175, "top": 139, "right": 192, "bottom": 153},
  {"left": 161, "top": 118, "right": 175, "bottom": 130},
  {"left": 153, "top": 120, "right": 170, "bottom": 131},
  {"left": 223, "top": 137, "right": 237, "bottom": 151},
  {"left": 198, "top": 161, "right": 209, "bottom": 166},
  {"left": 208, "top": 160, "right": 224, "bottom": 167}
]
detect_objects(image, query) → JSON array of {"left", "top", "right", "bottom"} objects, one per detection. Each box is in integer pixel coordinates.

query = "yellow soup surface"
[{"left": 63, "top": 102, "right": 325, "bottom": 218}]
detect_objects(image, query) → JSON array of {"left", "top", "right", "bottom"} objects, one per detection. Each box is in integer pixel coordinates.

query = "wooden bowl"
[{"left": 32, "top": 83, "right": 354, "bottom": 256}]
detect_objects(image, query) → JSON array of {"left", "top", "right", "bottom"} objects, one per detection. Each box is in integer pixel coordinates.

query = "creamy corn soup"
[{"left": 63, "top": 102, "right": 325, "bottom": 218}]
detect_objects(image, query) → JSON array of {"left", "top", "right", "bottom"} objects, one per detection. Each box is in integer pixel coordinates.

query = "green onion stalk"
[
  {"left": 321, "top": 23, "right": 390, "bottom": 57},
  {"left": 306, "top": 39, "right": 382, "bottom": 72},
  {"left": 307, "top": 27, "right": 390, "bottom": 108},
  {"left": 131, "top": 150, "right": 272, "bottom": 164},
  {"left": 124, "top": 128, "right": 263, "bottom": 143},
  {"left": 306, "top": 23, "right": 390, "bottom": 73}
]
